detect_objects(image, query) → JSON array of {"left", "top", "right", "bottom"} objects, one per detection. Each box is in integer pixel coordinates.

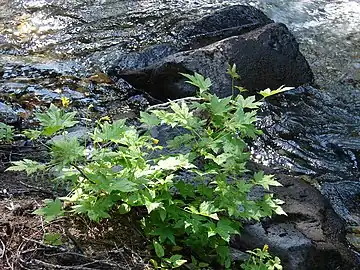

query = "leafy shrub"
[
  {"left": 7, "top": 66, "right": 288, "bottom": 268},
  {"left": 241, "top": 245, "right": 282, "bottom": 270},
  {"left": 0, "top": 122, "right": 14, "bottom": 142}
]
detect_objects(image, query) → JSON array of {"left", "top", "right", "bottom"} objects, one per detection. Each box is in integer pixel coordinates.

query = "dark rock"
[
  {"left": 178, "top": 5, "right": 273, "bottom": 49},
  {"left": 253, "top": 86, "right": 360, "bottom": 232},
  {"left": 254, "top": 86, "right": 360, "bottom": 178},
  {"left": 108, "top": 44, "right": 179, "bottom": 75},
  {"left": 0, "top": 102, "right": 18, "bottom": 124},
  {"left": 107, "top": 5, "right": 273, "bottom": 78},
  {"left": 233, "top": 169, "right": 358, "bottom": 270},
  {"left": 115, "top": 23, "right": 314, "bottom": 100},
  {"left": 321, "top": 181, "right": 360, "bottom": 226}
]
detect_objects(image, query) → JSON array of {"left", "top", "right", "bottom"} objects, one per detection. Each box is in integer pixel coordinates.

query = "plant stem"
[{"left": 71, "top": 163, "right": 95, "bottom": 184}]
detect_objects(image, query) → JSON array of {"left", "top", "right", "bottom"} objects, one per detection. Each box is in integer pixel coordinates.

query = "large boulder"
[
  {"left": 108, "top": 5, "right": 273, "bottom": 78},
  {"left": 113, "top": 23, "right": 314, "bottom": 100}
]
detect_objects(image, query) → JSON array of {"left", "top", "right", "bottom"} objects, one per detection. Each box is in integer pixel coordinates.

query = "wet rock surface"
[
  {"left": 247, "top": 86, "right": 360, "bottom": 264},
  {"left": 254, "top": 86, "right": 360, "bottom": 216}
]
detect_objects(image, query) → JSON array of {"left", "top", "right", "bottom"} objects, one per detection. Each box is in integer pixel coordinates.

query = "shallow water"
[{"left": 0, "top": 0, "right": 359, "bottom": 88}]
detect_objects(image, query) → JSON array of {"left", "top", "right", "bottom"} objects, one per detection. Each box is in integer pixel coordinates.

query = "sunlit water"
[{"left": 0, "top": 0, "right": 359, "bottom": 90}]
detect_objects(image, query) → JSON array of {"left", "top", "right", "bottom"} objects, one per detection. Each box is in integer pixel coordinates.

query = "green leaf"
[
  {"left": 181, "top": 72, "right": 212, "bottom": 93},
  {"left": 119, "top": 203, "right": 131, "bottom": 214},
  {"left": 253, "top": 172, "right": 282, "bottom": 190},
  {"left": 92, "top": 119, "right": 127, "bottom": 143},
  {"left": 216, "top": 245, "right": 231, "bottom": 268},
  {"left": 36, "top": 104, "right": 78, "bottom": 136},
  {"left": 0, "top": 123, "right": 13, "bottom": 141},
  {"left": 259, "top": 86, "right": 293, "bottom": 98},
  {"left": 140, "top": 112, "right": 161, "bottom": 127},
  {"left": 175, "top": 181, "right": 195, "bottom": 198},
  {"left": 6, "top": 159, "right": 46, "bottom": 175},
  {"left": 33, "top": 199, "right": 64, "bottom": 222},
  {"left": 199, "top": 262, "right": 210, "bottom": 267},
  {"left": 206, "top": 222, "right": 217, "bottom": 238},
  {"left": 51, "top": 137, "right": 85, "bottom": 166},
  {"left": 153, "top": 240, "right": 165, "bottom": 258},
  {"left": 23, "top": 129, "right": 42, "bottom": 140},
  {"left": 197, "top": 184, "right": 213, "bottom": 199},
  {"left": 168, "top": 255, "right": 187, "bottom": 268},
  {"left": 199, "top": 201, "right": 219, "bottom": 220},
  {"left": 43, "top": 232, "right": 63, "bottom": 246},
  {"left": 145, "top": 202, "right": 163, "bottom": 213},
  {"left": 170, "top": 102, "right": 193, "bottom": 123},
  {"left": 156, "top": 155, "right": 195, "bottom": 170},
  {"left": 236, "top": 95, "right": 262, "bottom": 109},
  {"left": 234, "top": 85, "right": 248, "bottom": 93},
  {"left": 150, "top": 227, "right": 176, "bottom": 245},
  {"left": 210, "top": 95, "right": 232, "bottom": 115},
  {"left": 110, "top": 178, "right": 138, "bottom": 193},
  {"left": 167, "top": 133, "right": 195, "bottom": 149},
  {"left": 215, "top": 219, "right": 240, "bottom": 242},
  {"left": 72, "top": 196, "right": 113, "bottom": 222},
  {"left": 272, "top": 203, "right": 287, "bottom": 216},
  {"left": 226, "top": 63, "right": 240, "bottom": 79}
]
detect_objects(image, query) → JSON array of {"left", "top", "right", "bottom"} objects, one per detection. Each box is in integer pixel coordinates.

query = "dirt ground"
[{"left": 0, "top": 143, "right": 151, "bottom": 270}]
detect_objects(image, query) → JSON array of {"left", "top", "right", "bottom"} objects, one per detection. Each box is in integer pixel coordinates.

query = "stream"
[{"left": 1, "top": 0, "right": 359, "bottom": 89}]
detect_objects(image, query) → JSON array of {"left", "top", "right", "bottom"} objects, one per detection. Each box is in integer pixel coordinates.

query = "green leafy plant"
[
  {"left": 8, "top": 66, "right": 287, "bottom": 268},
  {"left": 0, "top": 123, "right": 14, "bottom": 142},
  {"left": 33, "top": 199, "right": 64, "bottom": 222},
  {"left": 6, "top": 159, "right": 46, "bottom": 175},
  {"left": 151, "top": 254, "right": 187, "bottom": 269},
  {"left": 241, "top": 245, "right": 282, "bottom": 270},
  {"left": 189, "top": 256, "right": 210, "bottom": 269},
  {"left": 22, "top": 103, "right": 78, "bottom": 141},
  {"left": 43, "top": 232, "right": 63, "bottom": 246}
]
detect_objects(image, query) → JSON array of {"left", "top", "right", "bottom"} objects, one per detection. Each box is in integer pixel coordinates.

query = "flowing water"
[{"left": 0, "top": 0, "right": 359, "bottom": 88}]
